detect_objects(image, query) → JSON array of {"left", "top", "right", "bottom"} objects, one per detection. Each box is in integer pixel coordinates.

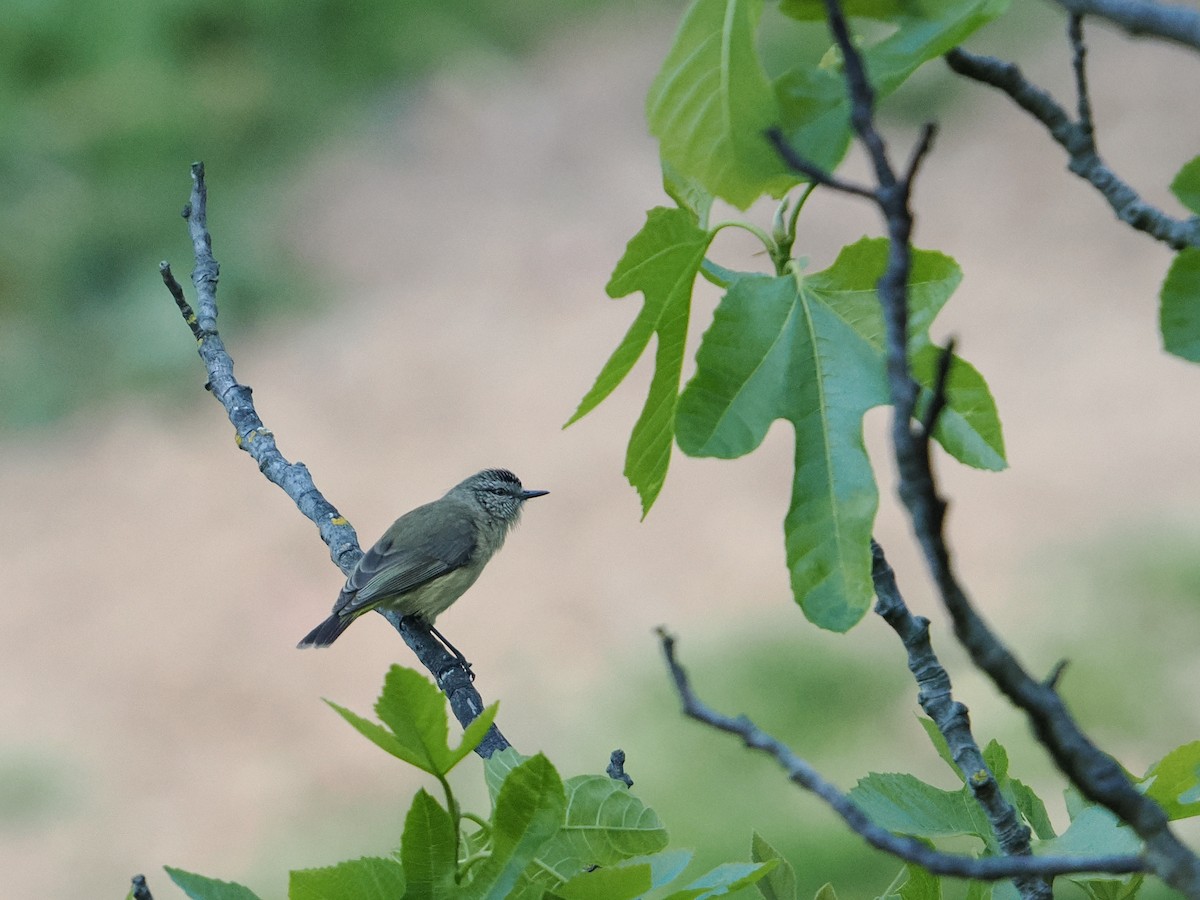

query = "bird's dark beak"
[{"left": 521, "top": 489, "right": 549, "bottom": 500}]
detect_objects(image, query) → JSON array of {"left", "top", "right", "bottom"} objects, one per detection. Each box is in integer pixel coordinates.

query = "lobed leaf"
[
  {"left": 1070, "top": 874, "right": 1144, "bottom": 900},
  {"left": 567, "top": 206, "right": 712, "bottom": 514},
  {"left": 1170, "top": 155, "right": 1200, "bottom": 214},
  {"left": 557, "top": 863, "right": 654, "bottom": 900},
  {"left": 554, "top": 775, "right": 669, "bottom": 863},
  {"left": 461, "top": 754, "right": 566, "bottom": 900},
  {"left": 752, "top": 831, "right": 798, "bottom": 900},
  {"left": 780, "top": 0, "right": 906, "bottom": 19},
  {"left": 773, "top": 0, "right": 1008, "bottom": 187},
  {"left": 484, "top": 747, "right": 530, "bottom": 804},
  {"left": 326, "top": 665, "right": 491, "bottom": 777},
  {"left": 325, "top": 698, "right": 423, "bottom": 768},
  {"left": 499, "top": 774, "right": 669, "bottom": 896},
  {"left": 897, "top": 863, "right": 942, "bottom": 900},
  {"left": 164, "top": 868, "right": 261, "bottom": 900},
  {"left": 1035, "top": 805, "right": 1140, "bottom": 860},
  {"left": 677, "top": 239, "right": 1001, "bottom": 630},
  {"left": 677, "top": 272, "right": 885, "bottom": 630},
  {"left": 660, "top": 860, "right": 779, "bottom": 899},
  {"left": 1160, "top": 248, "right": 1200, "bottom": 362},
  {"left": 288, "top": 856, "right": 407, "bottom": 900},
  {"left": 400, "top": 789, "right": 458, "bottom": 900},
  {"left": 647, "top": 0, "right": 796, "bottom": 208},
  {"left": 1139, "top": 740, "right": 1200, "bottom": 820},
  {"left": 917, "top": 717, "right": 960, "bottom": 779},
  {"left": 372, "top": 665, "right": 456, "bottom": 775},
  {"left": 849, "top": 772, "right": 992, "bottom": 843}
]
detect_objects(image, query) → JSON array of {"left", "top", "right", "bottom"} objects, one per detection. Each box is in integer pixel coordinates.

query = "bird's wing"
[{"left": 337, "top": 511, "right": 477, "bottom": 617}]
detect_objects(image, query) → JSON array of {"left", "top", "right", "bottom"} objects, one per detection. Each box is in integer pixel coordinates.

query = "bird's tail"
[{"left": 297, "top": 613, "right": 352, "bottom": 649}]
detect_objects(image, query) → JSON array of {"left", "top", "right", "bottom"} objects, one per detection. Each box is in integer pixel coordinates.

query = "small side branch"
[
  {"left": 161, "top": 163, "right": 509, "bottom": 758},
  {"left": 944, "top": 24, "right": 1200, "bottom": 251},
  {"left": 871, "top": 541, "right": 1049, "bottom": 900},
  {"left": 658, "top": 630, "right": 1145, "bottom": 882}
]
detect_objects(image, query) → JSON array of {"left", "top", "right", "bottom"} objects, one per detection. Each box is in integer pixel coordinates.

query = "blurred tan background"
[{"left": 2, "top": 4, "right": 1199, "bottom": 898}]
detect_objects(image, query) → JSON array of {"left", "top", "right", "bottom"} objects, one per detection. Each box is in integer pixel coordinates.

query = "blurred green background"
[
  {"left": 2, "top": 1, "right": 1198, "bottom": 899},
  {"left": 0, "top": 0, "right": 624, "bottom": 428}
]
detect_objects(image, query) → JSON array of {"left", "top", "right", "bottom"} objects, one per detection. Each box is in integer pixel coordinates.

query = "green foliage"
[
  {"left": 1169, "top": 155, "right": 1200, "bottom": 215},
  {"left": 289, "top": 856, "right": 408, "bottom": 900},
  {"left": 643, "top": 0, "right": 1009, "bottom": 212},
  {"left": 462, "top": 754, "right": 567, "bottom": 900},
  {"left": 567, "top": 206, "right": 714, "bottom": 513},
  {"left": 830, "top": 724, "right": 1200, "bottom": 900},
  {"left": 1138, "top": 741, "right": 1200, "bottom": 820},
  {"left": 850, "top": 772, "right": 994, "bottom": 844},
  {"left": 1159, "top": 248, "right": 1200, "bottom": 362},
  {"left": 892, "top": 863, "right": 942, "bottom": 900},
  {"left": 148, "top": 1, "right": 1200, "bottom": 897},
  {"left": 647, "top": 0, "right": 795, "bottom": 210},
  {"left": 1158, "top": 156, "right": 1200, "bottom": 362},
  {"left": 161, "top": 666, "right": 776, "bottom": 899},
  {"left": 571, "top": 0, "right": 1011, "bottom": 630},
  {"left": 325, "top": 664, "right": 498, "bottom": 776},
  {"left": 164, "top": 866, "right": 263, "bottom": 900},
  {"left": 573, "top": 220, "right": 1004, "bottom": 631},
  {"left": 752, "top": 832, "right": 798, "bottom": 900},
  {"left": 677, "top": 239, "right": 1001, "bottom": 630},
  {"left": 400, "top": 789, "right": 457, "bottom": 899}
]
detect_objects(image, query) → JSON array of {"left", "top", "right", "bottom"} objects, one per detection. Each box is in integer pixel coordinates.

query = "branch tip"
[
  {"left": 607, "top": 749, "right": 634, "bottom": 787},
  {"left": 1044, "top": 659, "right": 1070, "bottom": 690}
]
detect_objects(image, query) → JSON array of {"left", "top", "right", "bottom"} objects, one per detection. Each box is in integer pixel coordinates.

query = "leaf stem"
[{"left": 710, "top": 220, "right": 779, "bottom": 271}]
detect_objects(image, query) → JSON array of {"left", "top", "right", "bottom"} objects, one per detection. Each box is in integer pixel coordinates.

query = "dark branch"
[
  {"left": 658, "top": 629, "right": 1146, "bottom": 882},
  {"left": 130, "top": 874, "right": 153, "bottom": 900},
  {"left": 766, "top": 128, "right": 877, "bottom": 199},
  {"left": 1051, "top": 0, "right": 1200, "bottom": 51},
  {"left": 161, "top": 163, "right": 509, "bottom": 758},
  {"left": 1044, "top": 659, "right": 1070, "bottom": 691},
  {"left": 607, "top": 749, "right": 634, "bottom": 788},
  {"left": 919, "top": 338, "right": 956, "bottom": 441},
  {"left": 871, "top": 541, "right": 1049, "bottom": 900},
  {"left": 781, "top": 0, "right": 1200, "bottom": 894},
  {"left": 901, "top": 124, "right": 939, "bottom": 190},
  {"left": 944, "top": 42, "right": 1200, "bottom": 250}
]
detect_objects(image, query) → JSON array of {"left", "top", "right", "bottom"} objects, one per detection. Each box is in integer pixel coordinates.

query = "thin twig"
[
  {"left": 1044, "top": 660, "right": 1070, "bottom": 691},
  {"left": 161, "top": 163, "right": 509, "bottom": 758},
  {"left": 1068, "top": 15, "right": 1096, "bottom": 152},
  {"left": 658, "top": 629, "right": 1145, "bottom": 882},
  {"left": 919, "top": 338, "right": 956, "bottom": 441},
  {"left": 765, "top": 129, "right": 877, "bottom": 199},
  {"left": 944, "top": 44, "right": 1200, "bottom": 250},
  {"left": 901, "top": 124, "right": 939, "bottom": 191},
  {"left": 159, "top": 264, "right": 202, "bottom": 343}
]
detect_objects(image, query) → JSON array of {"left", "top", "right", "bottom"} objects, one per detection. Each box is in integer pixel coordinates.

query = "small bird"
[{"left": 297, "top": 468, "right": 548, "bottom": 653}]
